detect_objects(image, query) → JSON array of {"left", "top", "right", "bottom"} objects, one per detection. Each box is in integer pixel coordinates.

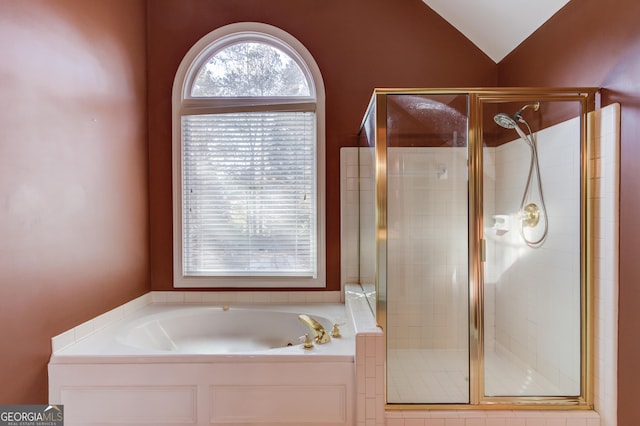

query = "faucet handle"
[
  {"left": 331, "top": 323, "right": 344, "bottom": 338},
  {"left": 300, "top": 334, "right": 314, "bottom": 349}
]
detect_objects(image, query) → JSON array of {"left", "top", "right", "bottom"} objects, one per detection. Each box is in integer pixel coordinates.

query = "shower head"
[
  {"left": 494, "top": 112, "right": 517, "bottom": 129},
  {"left": 494, "top": 102, "right": 540, "bottom": 129}
]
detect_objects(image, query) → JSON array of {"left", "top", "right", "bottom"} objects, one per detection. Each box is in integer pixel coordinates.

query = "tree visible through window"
[
  {"left": 173, "top": 24, "right": 325, "bottom": 288},
  {"left": 192, "top": 42, "right": 310, "bottom": 97}
]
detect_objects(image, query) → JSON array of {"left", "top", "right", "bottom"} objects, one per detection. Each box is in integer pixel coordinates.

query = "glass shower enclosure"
[{"left": 358, "top": 88, "right": 597, "bottom": 407}]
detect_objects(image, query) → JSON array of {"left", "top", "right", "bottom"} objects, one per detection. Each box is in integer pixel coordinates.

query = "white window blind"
[{"left": 181, "top": 111, "right": 317, "bottom": 277}]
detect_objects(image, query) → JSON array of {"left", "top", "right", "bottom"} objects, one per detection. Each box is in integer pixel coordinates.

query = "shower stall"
[{"left": 358, "top": 88, "right": 597, "bottom": 407}]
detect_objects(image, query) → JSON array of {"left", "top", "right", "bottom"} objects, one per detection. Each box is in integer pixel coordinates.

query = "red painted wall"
[
  {"left": 146, "top": 0, "right": 497, "bottom": 291},
  {"left": 498, "top": 0, "right": 640, "bottom": 423},
  {"left": 0, "top": 0, "right": 148, "bottom": 403}
]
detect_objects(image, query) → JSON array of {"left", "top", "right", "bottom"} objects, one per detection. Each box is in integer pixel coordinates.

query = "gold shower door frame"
[{"left": 368, "top": 88, "right": 598, "bottom": 409}]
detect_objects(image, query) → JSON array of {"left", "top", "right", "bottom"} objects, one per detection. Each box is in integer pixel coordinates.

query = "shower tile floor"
[{"left": 387, "top": 349, "right": 562, "bottom": 403}]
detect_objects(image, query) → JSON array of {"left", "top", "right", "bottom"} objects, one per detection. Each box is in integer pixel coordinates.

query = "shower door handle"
[{"left": 480, "top": 239, "right": 487, "bottom": 262}]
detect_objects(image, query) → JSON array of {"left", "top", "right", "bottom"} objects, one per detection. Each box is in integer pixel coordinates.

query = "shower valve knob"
[{"left": 521, "top": 203, "right": 541, "bottom": 227}]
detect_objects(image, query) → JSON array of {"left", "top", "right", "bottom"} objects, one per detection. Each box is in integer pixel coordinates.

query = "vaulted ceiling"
[{"left": 421, "top": 0, "right": 571, "bottom": 62}]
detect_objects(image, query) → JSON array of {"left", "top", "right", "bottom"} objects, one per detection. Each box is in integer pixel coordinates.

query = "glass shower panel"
[
  {"left": 359, "top": 104, "right": 377, "bottom": 315},
  {"left": 482, "top": 100, "right": 582, "bottom": 398},
  {"left": 385, "top": 94, "right": 469, "bottom": 404}
]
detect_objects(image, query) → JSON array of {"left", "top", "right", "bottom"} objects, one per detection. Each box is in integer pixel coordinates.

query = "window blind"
[{"left": 181, "top": 111, "right": 317, "bottom": 277}]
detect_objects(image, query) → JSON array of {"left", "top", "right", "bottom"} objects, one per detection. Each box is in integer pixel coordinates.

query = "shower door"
[
  {"left": 480, "top": 97, "right": 586, "bottom": 401},
  {"left": 384, "top": 93, "right": 470, "bottom": 404}
]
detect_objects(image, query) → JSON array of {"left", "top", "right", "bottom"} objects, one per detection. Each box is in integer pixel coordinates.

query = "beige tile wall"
[{"left": 490, "top": 116, "right": 582, "bottom": 393}]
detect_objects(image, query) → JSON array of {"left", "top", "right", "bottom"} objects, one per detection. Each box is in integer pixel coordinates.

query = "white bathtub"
[{"left": 49, "top": 303, "right": 355, "bottom": 426}]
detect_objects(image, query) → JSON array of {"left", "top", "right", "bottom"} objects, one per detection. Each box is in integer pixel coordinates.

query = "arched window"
[{"left": 172, "top": 23, "right": 325, "bottom": 288}]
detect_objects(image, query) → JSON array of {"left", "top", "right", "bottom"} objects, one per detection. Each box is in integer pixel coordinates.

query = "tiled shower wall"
[
  {"left": 343, "top": 146, "right": 469, "bottom": 351},
  {"left": 386, "top": 147, "right": 469, "bottom": 351},
  {"left": 486, "top": 104, "right": 620, "bottom": 422},
  {"left": 590, "top": 104, "right": 620, "bottom": 426},
  {"left": 487, "top": 116, "right": 582, "bottom": 393}
]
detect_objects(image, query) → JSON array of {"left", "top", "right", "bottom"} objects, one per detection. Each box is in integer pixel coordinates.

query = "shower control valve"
[{"left": 520, "top": 203, "right": 541, "bottom": 227}]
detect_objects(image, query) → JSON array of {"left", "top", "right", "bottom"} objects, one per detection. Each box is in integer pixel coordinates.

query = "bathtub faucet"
[{"left": 298, "top": 314, "right": 330, "bottom": 344}]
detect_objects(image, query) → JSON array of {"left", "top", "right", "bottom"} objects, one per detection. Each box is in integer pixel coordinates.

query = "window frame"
[{"left": 172, "top": 22, "right": 326, "bottom": 288}]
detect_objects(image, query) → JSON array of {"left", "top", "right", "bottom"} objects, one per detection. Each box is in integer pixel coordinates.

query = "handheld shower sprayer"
[{"left": 493, "top": 101, "right": 548, "bottom": 248}]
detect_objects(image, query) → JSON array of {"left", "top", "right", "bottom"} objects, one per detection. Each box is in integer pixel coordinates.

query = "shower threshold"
[{"left": 386, "top": 348, "right": 563, "bottom": 404}]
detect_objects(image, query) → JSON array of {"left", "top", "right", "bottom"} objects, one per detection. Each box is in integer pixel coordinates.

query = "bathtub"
[{"left": 49, "top": 302, "right": 355, "bottom": 426}]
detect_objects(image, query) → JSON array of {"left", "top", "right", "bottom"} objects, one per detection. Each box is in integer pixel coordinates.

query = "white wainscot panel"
[
  {"left": 61, "top": 386, "right": 197, "bottom": 425},
  {"left": 50, "top": 362, "right": 354, "bottom": 426},
  {"left": 210, "top": 385, "right": 347, "bottom": 425}
]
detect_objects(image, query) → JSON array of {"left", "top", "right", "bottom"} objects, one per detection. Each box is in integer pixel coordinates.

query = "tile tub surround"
[{"left": 346, "top": 284, "right": 386, "bottom": 426}]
